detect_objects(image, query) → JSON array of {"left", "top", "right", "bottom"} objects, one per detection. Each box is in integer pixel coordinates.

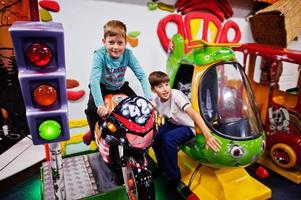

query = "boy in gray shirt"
[{"left": 149, "top": 71, "right": 221, "bottom": 198}]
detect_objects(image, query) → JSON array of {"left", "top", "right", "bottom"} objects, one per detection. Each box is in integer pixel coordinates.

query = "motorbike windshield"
[
  {"left": 113, "top": 96, "right": 155, "bottom": 149},
  {"left": 198, "top": 62, "right": 262, "bottom": 140}
]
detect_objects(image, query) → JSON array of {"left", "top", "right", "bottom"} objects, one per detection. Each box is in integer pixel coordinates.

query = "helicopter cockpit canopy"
[{"left": 199, "top": 62, "right": 263, "bottom": 140}]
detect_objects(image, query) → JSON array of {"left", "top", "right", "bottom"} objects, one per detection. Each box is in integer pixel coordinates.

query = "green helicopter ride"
[
  {"left": 151, "top": 33, "right": 271, "bottom": 200},
  {"left": 167, "top": 34, "right": 266, "bottom": 168}
]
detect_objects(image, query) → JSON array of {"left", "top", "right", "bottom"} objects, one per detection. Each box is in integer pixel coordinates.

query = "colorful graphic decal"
[{"left": 268, "top": 106, "right": 290, "bottom": 133}]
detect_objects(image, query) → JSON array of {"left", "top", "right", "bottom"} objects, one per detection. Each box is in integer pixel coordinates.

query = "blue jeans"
[{"left": 153, "top": 122, "right": 194, "bottom": 180}]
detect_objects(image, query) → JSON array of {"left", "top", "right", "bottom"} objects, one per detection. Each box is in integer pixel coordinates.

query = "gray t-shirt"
[{"left": 155, "top": 89, "right": 195, "bottom": 131}]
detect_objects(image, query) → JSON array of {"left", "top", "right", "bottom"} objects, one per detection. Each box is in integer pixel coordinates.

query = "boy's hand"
[
  {"left": 97, "top": 105, "right": 110, "bottom": 118},
  {"left": 185, "top": 106, "right": 222, "bottom": 152},
  {"left": 204, "top": 134, "right": 222, "bottom": 153}
]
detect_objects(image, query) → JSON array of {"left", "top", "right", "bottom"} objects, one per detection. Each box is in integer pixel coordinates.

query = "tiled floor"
[
  {"left": 2, "top": 161, "right": 301, "bottom": 200},
  {"left": 1, "top": 141, "right": 301, "bottom": 200}
]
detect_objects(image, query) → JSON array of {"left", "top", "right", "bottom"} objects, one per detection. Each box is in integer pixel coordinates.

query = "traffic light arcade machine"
[
  {"left": 9, "top": 22, "right": 126, "bottom": 200},
  {"left": 9, "top": 21, "right": 70, "bottom": 199},
  {"left": 9, "top": 22, "right": 69, "bottom": 145}
]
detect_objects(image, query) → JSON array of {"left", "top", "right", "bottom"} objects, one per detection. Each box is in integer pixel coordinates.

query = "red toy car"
[{"left": 235, "top": 43, "right": 301, "bottom": 169}]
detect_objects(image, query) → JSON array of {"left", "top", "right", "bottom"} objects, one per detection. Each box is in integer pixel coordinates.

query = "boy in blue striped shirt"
[{"left": 83, "top": 20, "right": 152, "bottom": 145}]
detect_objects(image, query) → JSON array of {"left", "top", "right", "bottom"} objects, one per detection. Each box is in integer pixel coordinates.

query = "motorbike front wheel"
[{"left": 124, "top": 162, "right": 155, "bottom": 200}]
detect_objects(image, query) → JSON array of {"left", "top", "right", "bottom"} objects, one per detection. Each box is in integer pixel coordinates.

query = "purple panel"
[
  {"left": 9, "top": 21, "right": 69, "bottom": 145},
  {"left": 9, "top": 21, "right": 65, "bottom": 72},
  {"left": 27, "top": 106, "right": 69, "bottom": 145},
  {"left": 18, "top": 71, "right": 67, "bottom": 111}
]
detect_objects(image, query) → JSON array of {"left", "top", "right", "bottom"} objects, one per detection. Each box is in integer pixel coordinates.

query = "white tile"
[{"left": 0, "top": 137, "right": 45, "bottom": 181}]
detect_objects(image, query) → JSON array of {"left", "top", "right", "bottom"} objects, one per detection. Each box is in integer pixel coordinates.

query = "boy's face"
[
  {"left": 152, "top": 81, "right": 171, "bottom": 102},
  {"left": 103, "top": 35, "right": 126, "bottom": 59}
]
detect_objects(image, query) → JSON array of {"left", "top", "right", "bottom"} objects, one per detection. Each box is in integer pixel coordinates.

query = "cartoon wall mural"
[
  {"left": 38, "top": 0, "right": 60, "bottom": 22},
  {"left": 127, "top": 31, "right": 141, "bottom": 48},
  {"left": 0, "top": 0, "right": 38, "bottom": 153},
  {"left": 147, "top": 1, "right": 176, "bottom": 12}
]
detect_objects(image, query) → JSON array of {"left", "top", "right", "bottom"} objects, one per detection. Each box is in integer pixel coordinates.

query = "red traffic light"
[
  {"left": 26, "top": 42, "right": 52, "bottom": 67},
  {"left": 33, "top": 84, "right": 58, "bottom": 107}
]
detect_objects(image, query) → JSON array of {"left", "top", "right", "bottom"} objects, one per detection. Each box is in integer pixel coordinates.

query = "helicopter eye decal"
[{"left": 229, "top": 144, "right": 245, "bottom": 158}]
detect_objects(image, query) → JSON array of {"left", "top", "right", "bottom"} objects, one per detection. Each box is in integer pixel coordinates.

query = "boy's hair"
[
  {"left": 103, "top": 20, "right": 127, "bottom": 39},
  {"left": 148, "top": 71, "right": 170, "bottom": 88}
]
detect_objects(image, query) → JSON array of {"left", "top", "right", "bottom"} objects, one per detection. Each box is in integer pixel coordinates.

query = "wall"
[{"left": 52, "top": 0, "right": 301, "bottom": 121}]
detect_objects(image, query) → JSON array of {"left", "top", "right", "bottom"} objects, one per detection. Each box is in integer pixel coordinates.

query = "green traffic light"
[{"left": 38, "top": 120, "right": 61, "bottom": 140}]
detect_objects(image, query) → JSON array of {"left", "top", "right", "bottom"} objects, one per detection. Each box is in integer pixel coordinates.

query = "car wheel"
[{"left": 270, "top": 143, "right": 297, "bottom": 168}]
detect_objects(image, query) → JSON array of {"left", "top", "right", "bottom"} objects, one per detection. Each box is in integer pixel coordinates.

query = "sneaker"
[{"left": 82, "top": 130, "right": 93, "bottom": 145}]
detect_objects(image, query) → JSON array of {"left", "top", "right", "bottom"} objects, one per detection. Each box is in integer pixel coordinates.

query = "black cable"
[{"left": 0, "top": 130, "right": 32, "bottom": 141}]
